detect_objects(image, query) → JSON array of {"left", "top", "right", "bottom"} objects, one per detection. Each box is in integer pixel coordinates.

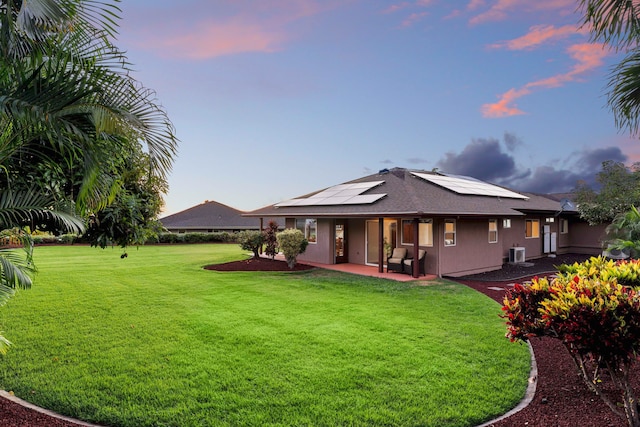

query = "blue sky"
[{"left": 115, "top": 0, "right": 638, "bottom": 216}]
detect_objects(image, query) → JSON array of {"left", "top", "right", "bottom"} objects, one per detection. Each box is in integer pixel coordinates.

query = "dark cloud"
[
  {"left": 436, "top": 137, "right": 517, "bottom": 181},
  {"left": 514, "top": 147, "right": 628, "bottom": 193},
  {"left": 434, "top": 136, "right": 629, "bottom": 194},
  {"left": 503, "top": 132, "right": 523, "bottom": 152}
]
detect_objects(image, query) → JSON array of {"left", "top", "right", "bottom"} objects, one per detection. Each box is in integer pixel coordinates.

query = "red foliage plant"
[{"left": 502, "top": 268, "right": 640, "bottom": 427}]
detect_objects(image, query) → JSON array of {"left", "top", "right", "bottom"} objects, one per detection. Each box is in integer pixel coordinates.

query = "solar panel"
[
  {"left": 412, "top": 172, "right": 529, "bottom": 200},
  {"left": 276, "top": 181, "right": 386, "bottom": 207}
]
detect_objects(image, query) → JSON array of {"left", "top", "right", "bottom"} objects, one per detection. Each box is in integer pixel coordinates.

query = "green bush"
[
  {"left": 237, "top": 230, "right": 264, "bottom": 258},
  {"left": 59, "top": 234, "right": 78, "bottom": 244},
  {"left": 276, "top": 229, "right": 308, "bottom": 269},
  {"left": 156, "top": 232, "right": 235, "bottom": 244}
]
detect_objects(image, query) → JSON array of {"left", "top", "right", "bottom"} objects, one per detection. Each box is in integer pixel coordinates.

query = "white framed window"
[
  {"left": 401, "top": 219, "right": 433, "bottom": 246},
  {"left": 545, "top": 217, "right": 555, "bottom": 223},
  {"left": 525, "top": 219, "right": 540, "bottom": 239},
  {"left": 503, "top": 219, "right": 511, "bottom": 228},
  {"left": 295, "top": 218, "right": 317, "bottom": 243},
  {"left": 560, "top": 218, "right": 569, "bottom": 234},
  {"left": 489, "top": 219, "right": 498, "bottom": 243},
  {"left": 444, "top": 219, "right": 456, "bottom": 246}
]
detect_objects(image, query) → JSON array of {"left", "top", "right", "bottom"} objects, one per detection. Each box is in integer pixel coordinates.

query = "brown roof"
[
  {"left": 246, "top": 168, "right": 570, "bottom": 218},
  {"left": 161, "top": 200, "right": 284, "bottom": 230}
]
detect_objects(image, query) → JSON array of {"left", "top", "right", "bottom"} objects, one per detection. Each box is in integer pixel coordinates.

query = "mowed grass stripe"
[{"left": 0, "top": 244, "right": 529, "bottom": 427}]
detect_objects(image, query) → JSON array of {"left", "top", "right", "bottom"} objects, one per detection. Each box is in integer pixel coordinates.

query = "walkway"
[{"left": 300, "top": 259, "right": 438, "bottom": 282}]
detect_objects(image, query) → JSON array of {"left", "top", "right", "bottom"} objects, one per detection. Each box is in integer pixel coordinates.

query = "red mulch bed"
[
  {"left": 459, "top": 276, "right": 633, "bottom": 427},
  {"left": 3, "top": 255, "right": 637, "bottom": 426},
  {"left": 203, "top": 257, "right": 315, "bottom": 272}
]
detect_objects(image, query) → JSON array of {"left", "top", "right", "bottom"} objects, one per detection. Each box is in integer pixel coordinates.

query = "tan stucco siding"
[{"left": 437, "top": 218, "right": 503, "bottom": 277}]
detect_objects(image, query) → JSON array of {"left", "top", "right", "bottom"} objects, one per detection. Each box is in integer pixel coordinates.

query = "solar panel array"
[
  {"left": 412, "top": 172, "right": 529, "bottom": 200},
  {"left": 276, "top": 181, "right": 386, "bottom": 207}
]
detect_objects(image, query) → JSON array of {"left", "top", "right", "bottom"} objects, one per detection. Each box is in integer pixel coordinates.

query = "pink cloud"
[
  {"left": 155, "top": 20, "right": 286, "bottom": 60},
  {"left": 481, "top": 87, "right": 530, "bottom": 118},
  {"left": 382, "top": 3, "right": 411, "bottom": 14},
  {"left": 128, "top": 0, "right": 338, "bottom": 60},
  {"left": 482, "top": 43, "right": 609, "bottom": 118},
  {"left": 489, "top": 24, "right": 588, "bottom": 50},
  {"left": 401, "top": 12, "right": 429, "bottom": 27},
  {"left": 469, "top": 0, "right": 575, "bottom": 25}
]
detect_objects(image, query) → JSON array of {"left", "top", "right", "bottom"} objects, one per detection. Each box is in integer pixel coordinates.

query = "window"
[
  {"left": 503, "top": 219, "right": 511, "bottom": 228},
  {"left": 525, "top": 219, "right": 540, "bottom": 238},
  {"left": 444, "top": 219, "right": 456, "bottom": 246},
  {"left": 489, "top": 219, "right": 498, "bottom": 243},
  {"left": 545, "top": 217, "right": 555, "bottom": 223},
  {"left": 401, "top": 219, "right": 433, "bottom": 246},
  {"left": 560, "top": 218, "right": 569, "bottom": 234},
  {"left": 295, "top": 218, "right": 317, "bottom": 243}
]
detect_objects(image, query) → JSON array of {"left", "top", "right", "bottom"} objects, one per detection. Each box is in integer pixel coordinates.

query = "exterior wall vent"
[{"left": 509, "top": 247, "right": 526, "bottom": 264}]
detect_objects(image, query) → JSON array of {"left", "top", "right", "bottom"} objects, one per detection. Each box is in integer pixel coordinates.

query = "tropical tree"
[
  {"left": 262, "top": 220, "right": 280, "bottom": 260},
  {"left": 0, "top": 0, "right": 177, "bottom": 232},
  {"left": 0, "top": 0, "right": 178, "bottom": 348},
  {"left": 574, "top": 161, "right": 640, "bottom": 224},
  {"left": 580, "top": 0, "right": 640, "bottom": 135}
]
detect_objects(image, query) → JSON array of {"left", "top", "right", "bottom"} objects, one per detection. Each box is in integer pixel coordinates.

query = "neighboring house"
[
  {"left": 161, "top": 200, "right": 284, "bottom": 233},
  {"left": 246, "top": 168, "right": 606, "bottom": 278}
]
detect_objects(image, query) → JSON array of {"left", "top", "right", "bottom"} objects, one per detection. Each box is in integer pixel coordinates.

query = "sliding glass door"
[{"left": 365, "top": 219, "right": 397, "bottom": 266}]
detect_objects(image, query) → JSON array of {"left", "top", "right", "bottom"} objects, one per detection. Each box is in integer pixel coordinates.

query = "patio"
[{"left": 267, "top": 254, "right": 437, "bottom": 282}]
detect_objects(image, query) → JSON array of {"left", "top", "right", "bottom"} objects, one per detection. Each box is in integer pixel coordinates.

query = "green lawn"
[{"left": 0, "top": 244, "right": 530, "bottom": 427}]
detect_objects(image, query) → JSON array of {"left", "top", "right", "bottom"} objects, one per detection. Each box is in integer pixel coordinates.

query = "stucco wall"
[
  {"left": 295, "top": 218, "right": 333, "bottom": 264},
  {"left": 437, "top": 218, "right": 503, "bottom": 277},
  {"left": 568, "top": 221, "right": 606, "bottom": 255}
]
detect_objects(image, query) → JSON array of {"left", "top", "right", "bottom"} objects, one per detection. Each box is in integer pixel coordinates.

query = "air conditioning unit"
[{"left": 509, "top": 247, "right": 526, "bottom": 264}]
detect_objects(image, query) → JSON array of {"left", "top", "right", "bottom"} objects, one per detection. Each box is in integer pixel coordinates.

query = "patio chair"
[
  {"left": 386, "top": 248, "right": 407, "bottom": 273},
  {"left": 403, "top": 249, "right": 426, "bottom": 276}
]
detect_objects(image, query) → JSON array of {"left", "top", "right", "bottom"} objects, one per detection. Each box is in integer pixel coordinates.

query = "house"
[
  {"left": 246, "top": 168, "right": 606, "bottom": 278},
  {"left": 161, "top": 200, "right": 284, "bottom": 233}
]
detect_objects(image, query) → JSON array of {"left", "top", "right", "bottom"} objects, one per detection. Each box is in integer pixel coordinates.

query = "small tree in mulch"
[
  {"left": 276, "top": 228, "right": 308, "bottom": 269},
  {"left": 502, "top": 257, "right": 640, "bottom": 427},
  {"left": 237, "top": 230, "right": 264, "bottom": 259},
  {"left": 262, "top": 221, "right": 280, "bottom": 260}
]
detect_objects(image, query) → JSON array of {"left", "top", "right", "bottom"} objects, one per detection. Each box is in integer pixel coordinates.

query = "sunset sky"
[{"left": 115, "top": 0, "right": 639, "bottom": 216}]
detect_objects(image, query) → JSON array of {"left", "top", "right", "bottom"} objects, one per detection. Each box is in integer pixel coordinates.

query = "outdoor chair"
[
  {"left": 386, "top": 248, "right": 407, "bottom": 273},
  {"left": 403, "top": 249, "right": 426, "bottom": 276}
]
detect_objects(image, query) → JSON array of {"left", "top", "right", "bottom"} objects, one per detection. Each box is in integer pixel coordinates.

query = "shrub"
[
  {"left": 59, "top": 234, "right": 78, "bottom": 244},
  {"left": 237, "top": 230, "right": 264, "bottom": 259},
  {"left": 503, "top": 257, "right": 640, "bottom": 427},
  {"left": 276, "top": 229, "right": 308, "bottom": 269},
  {"left": 156, "top": 232, "right": 235, "bottom": 244},
  {"left": 263, "top": 221, "right": 280, "bottom": 259}
]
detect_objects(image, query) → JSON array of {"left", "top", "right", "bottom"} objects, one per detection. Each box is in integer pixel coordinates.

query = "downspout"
[
  {"left": 378, "top": 217, "right": 384, "bottom": 273},
  {"left": 413, "top": 218, "right": 419, "bottom": 278}
]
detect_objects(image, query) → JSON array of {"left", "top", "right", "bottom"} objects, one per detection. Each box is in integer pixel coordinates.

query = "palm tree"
[
  {"left": 580, "top": 1, "right": 640, "bottom": 135},
  {"left": 0, "top": 0, "right": 179, "bottom": 350}
]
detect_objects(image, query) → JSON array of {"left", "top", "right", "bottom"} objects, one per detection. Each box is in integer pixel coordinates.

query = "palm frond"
[
  {"left": 0, "top": 189, "right": 85, "bottom": 234},
  {"left": 607, "top": 48, "right": 640, "bottom": 136},
  {"left": 580, "top": 0, "right": 640, "bottom": 49},
  {"left": 0, "top": 248, "right": 35, "bottom": 290}
]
